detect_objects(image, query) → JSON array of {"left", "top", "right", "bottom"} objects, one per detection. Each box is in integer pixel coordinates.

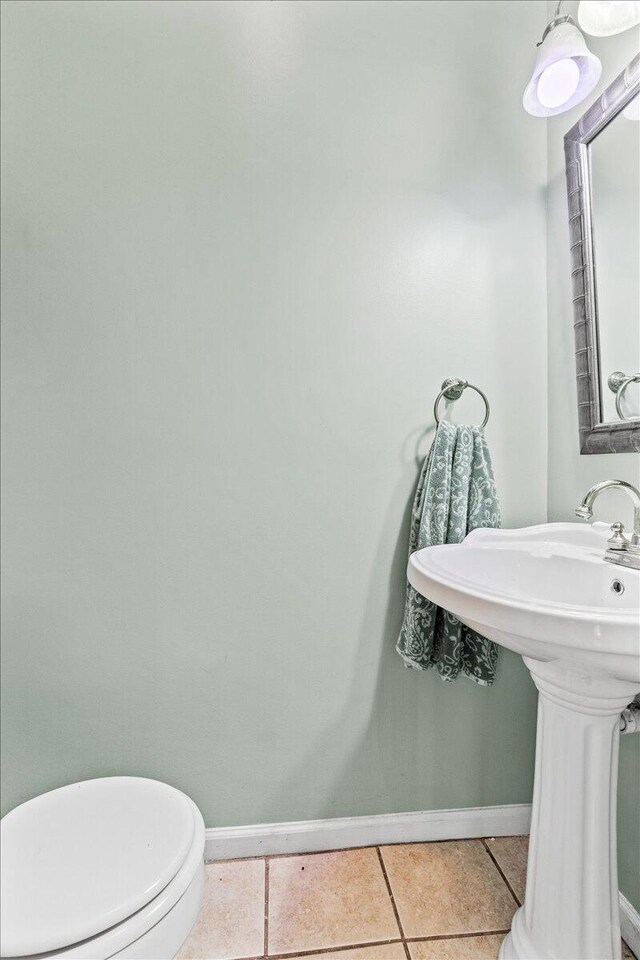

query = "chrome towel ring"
[
  {"left": 433, "top": 378, "right": 490, "bottom": 428},
  {"left": 608, "top": 371, "right": 640, "bottom": 422}
]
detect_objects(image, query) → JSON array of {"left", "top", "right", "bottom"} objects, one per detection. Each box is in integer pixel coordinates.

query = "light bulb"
[{"left": 537, "top": 58, "right": 581, "bottom": 109}]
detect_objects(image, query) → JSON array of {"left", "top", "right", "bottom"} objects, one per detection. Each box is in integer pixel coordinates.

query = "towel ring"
[
  {"left": 607, "top": 371, "right": 640, "bottom": 422},
  {"left": 433, "top": 378, "right": 490, "bottom": 428}
]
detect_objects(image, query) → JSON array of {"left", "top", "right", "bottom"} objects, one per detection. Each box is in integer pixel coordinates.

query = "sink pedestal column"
[{"left": 500, "top": 658, "right": 639, "bottom": 960}]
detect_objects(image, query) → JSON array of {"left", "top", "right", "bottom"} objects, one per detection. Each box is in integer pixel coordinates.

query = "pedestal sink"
[{"left": 408, "top": 522, "right": 640, "bottom": 960}]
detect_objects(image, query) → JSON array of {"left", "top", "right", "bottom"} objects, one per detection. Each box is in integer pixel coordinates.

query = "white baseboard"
[
  {"left": 621, "top": 892, "right": 640, "bottom": 958},
  {"left": 204, "top": 802, "right": 532, "bottom": 861}
]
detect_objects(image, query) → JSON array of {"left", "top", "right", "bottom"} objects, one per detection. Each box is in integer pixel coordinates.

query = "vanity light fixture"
[
  {"left": 578, "top": 1, "right": 640, "bottom": 36},
  {"left": 523, "top": 1, "right": 602, "bottom": 116}
]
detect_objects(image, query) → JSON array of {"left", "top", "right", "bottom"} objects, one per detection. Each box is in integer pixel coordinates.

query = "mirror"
[
  {"left": 591, "top": 92, "right": 640, "bottom": 424},
  {"left": 564, "top": 54, "right": 640, "bottom": 454}
]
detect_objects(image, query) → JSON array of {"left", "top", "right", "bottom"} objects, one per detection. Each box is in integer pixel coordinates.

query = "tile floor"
[{"left": 177, "top": 836, "right": 637, "bottom": 960}]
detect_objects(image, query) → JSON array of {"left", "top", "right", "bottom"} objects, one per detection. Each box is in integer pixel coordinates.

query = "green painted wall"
[
  {"left": 545, "top": 4, "right": 640, "bottom": 911},
  {"left": 1, "top": 0, "right": 548, "bottom": 828}
]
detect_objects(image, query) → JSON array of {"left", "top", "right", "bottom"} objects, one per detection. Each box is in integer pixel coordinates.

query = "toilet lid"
[{"left": 0, "top": 777, "right": 196, "bottom": 957}]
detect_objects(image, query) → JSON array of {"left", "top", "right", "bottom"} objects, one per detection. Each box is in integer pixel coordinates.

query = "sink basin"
[
  {"left": 408, "top": 522, "right": 639, "bottom": 683},
  {"left": 408, "top": 522, "right": 640, "bottom": 960}
]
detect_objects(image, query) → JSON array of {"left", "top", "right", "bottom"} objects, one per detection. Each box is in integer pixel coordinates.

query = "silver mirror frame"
[{"left": 564, "top": 53, "right": 640, "bottom": 455}]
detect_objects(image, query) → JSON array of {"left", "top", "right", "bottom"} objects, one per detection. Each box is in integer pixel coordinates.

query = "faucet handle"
[{"left": 607, "top": 522, "right": 630, "bottom": 551}]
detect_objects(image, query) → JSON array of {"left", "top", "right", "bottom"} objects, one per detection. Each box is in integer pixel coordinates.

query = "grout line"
[
  {"left": 481, "top": 839, "right": 522, "bottom": 907},
  {"left": 205, "top": 834, "right": 528, "bottom": 866},
  {"left": 262, "top": 930, "right": 514, "bottom": 960},
  {"left": 404, "top": 929, "right": 511, "bottom": 943},
  {"left": 264, "top": 858, "right": 270, "bottom": 958},
  {"left": 375, "top": 846, "right": 409, "bottom": 959},
  {"left": 266, "top": 939, "right": 405, "bottom": 959}
]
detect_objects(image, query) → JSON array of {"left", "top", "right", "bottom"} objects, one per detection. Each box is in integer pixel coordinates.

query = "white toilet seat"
[{"left": 0, "top": 778, "right": 205, "bottom": 960}]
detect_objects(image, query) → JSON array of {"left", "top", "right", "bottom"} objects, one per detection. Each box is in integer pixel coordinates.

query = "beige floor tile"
[
  {"left": 268, "top": 847, "right": 401, "bottom": 955},
  {"left": 380, "top": 840, "right": 516, "bottom": 939},
  {"left": 176, "top": 859, "right": 265, "bottom": 960},
  {"left": 484, "top": 837, "right": 528, "bottom": 905},
  {"left": 409, "top": 934, "right": 637, "bottom": 960},
  {"left": 410, "top": 932, "right": 638, "bottom": 960},
  {"left": 289, "top": 944, "right": 407, "bottom": 959},
  {"left": 409, "top": 934, "right": 504, "bottom": 960}
]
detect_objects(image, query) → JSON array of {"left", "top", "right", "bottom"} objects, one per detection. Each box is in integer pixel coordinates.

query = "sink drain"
[{"left": 610, "top": 579, "right": 625, "bottom": 596}]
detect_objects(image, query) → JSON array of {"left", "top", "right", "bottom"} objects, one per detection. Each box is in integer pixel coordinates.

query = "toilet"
[{"left": 0, "top": 777, "right": 205, "bottom": 960}]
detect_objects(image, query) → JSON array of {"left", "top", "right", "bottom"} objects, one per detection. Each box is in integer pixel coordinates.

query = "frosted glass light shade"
[
  {"left": 578, "top": 1, "right": 640, "bottom": 37},
  {"left": 523, "top": 20, "right": 602, "bottom": 117}
]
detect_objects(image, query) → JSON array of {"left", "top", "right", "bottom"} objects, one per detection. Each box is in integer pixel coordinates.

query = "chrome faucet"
[{"left": 575, "top": 480, "right": 640, "bottom": 571}]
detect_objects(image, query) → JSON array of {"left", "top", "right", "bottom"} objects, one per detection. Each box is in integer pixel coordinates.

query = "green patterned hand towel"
[{"left": 396, "top": 421, "right": 501, "bottom": 685}]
